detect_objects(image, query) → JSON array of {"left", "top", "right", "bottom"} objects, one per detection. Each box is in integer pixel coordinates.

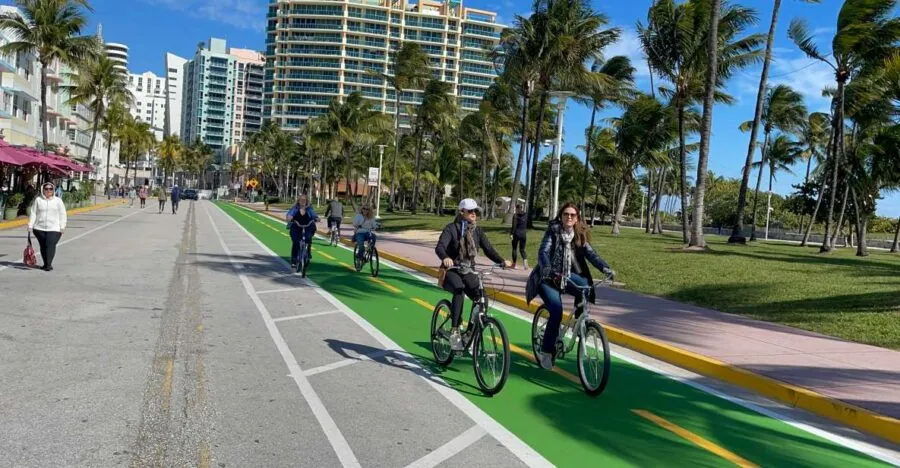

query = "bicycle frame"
[
  {"left": 557, "top": 274, "right": 613, "bottom": 355},
  {"left": 292, "top": 220, "right": 316, "bottom": 260},
  {"left": 448, "top": 265, "right": 498, "bottom": 344}
]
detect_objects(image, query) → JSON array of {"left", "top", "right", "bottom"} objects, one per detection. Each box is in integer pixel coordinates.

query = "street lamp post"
[
  {"left": 549, "top": 91, "right": 573, "bottom": 218},
  {"left": 765, "top": 190, "right": 773, "bottom": 240},
  {"left": 376, "top": 144, "right": 386, "bottom": 219}
]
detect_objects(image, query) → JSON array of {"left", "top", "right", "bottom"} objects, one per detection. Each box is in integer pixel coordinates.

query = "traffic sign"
[{"left": 367, "top": 167, "right": 379, "bottom": 187}]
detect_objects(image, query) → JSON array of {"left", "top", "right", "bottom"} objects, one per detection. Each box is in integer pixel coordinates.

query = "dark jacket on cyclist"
[
  {"left": 287, "top": 204, "right": 318, "bottom": 249},
  {"left": 525, "top": 220, "right": 611, "bottom": 305},
  {"left": 435, "top": 215, "right": 505, "bottom": 328}
]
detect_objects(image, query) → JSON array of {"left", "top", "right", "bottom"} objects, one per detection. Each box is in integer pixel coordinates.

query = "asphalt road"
[{"left": 1, "top": 201, "right": 898, "bottom": 468}]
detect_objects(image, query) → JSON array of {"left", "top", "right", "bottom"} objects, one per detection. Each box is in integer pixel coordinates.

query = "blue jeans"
[
  {"left": 536, "top": 273, "right": 588, "bottom": 354},
  {"left": 354, "top": 232, "right": 375, "bottom": 258},
  {"left": 290, "top": 227, "right": 314, "bottom": 263}
]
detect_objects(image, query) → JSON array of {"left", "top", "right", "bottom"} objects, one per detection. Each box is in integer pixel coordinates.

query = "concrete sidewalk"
[{"left": 245, "top": 203, "right": 900, "bottom": 423}]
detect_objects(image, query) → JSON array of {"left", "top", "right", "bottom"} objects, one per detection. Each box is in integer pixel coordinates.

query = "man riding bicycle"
[
  {"left": 435, "top": 199, "right": 511, "bottom": 351},
  {"left": 525, "top": 203, "right": 614, "bottom": 370},
  {"left": 325, "top": 198, "right": 344, "bottom": 235},
  {"left": 286, "top": 194, "right": 318, "bottom": 269},
  {"left": 352, "top": 205, "right": 377, "bottom": 260}
]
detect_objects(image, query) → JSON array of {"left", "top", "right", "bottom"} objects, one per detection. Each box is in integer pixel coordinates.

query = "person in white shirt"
[
  {"left": 352, "top": 205, "right": 377, "bottom": 260},
  {"left": 27, "top": 182, "right": 67, "bottom": 271}
]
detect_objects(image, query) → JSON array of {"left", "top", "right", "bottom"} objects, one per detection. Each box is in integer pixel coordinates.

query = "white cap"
[{"left": 458, "top": 198, "right": 479, "bottom": 211}]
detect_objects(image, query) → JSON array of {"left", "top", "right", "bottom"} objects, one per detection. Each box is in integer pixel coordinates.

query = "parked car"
[{"left": 182, "top": 189, "right": 198, "bottom": 200}]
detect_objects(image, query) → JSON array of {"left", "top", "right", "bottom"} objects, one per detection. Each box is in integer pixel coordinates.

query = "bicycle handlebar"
[
  {"left": 445, "top": 263, "right": 505, "bottom": 275},
  {"left": 292, "top": 219, "right": 317, "bottom": 228}
]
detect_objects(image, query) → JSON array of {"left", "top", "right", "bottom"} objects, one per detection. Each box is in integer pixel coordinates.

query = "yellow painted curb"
[
  {"left": 243, "top": 204, "right": 900, "bottom": 444},
  {"left": 0, "top": 199, "right": 126, "bottom": 231}
]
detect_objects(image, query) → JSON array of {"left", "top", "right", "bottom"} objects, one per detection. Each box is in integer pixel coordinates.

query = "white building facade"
[{"left": 164, "top": 52, "right": 187, "bottom": 138}]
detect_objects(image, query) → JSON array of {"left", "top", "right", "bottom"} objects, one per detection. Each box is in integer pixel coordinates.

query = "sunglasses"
[
  {"left": 463, "top": 209, "right": 480, "bottom": 215},
  {"left": 561, "top": 212, "right": 578, "bottom": 218},
  {"left": 43, "top": 187, "right": 53, "bottom": 191}
]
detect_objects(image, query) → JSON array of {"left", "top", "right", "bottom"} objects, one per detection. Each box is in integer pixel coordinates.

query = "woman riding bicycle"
[
  {"left": 352, "top": 205, "right": 377, "bottom": 260},
  {"left": 525, "top": 203, "right": 615, "bottom": 370},
  {"left": 435, "top": 199, "right": 511, "bottom": 351},
  {"left": 286, "top": 194, "right": 319, "bottom": 269}
]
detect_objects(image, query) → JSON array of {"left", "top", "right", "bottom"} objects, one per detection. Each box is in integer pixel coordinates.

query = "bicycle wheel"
[
  {"left": 531, "top": 306, "right": 551, "bottom": 364},
  {"left": 300, "top": 243, "right": 310, "bottom": 278},
  {"left": 353, "top": 245, "right": 364, "bottom": 272},
  {"left": 577, "top": 320, "right": 611, "bottom": 397},
  {"left": 369, "top": 246, "right": 379, "bottom": 277},
  {"left": 330, "top": 231, "right": 337, "bottom": 246},
  {"left": 430, "top": 299, "right": 454, "bottom": 366},
  {"left": 296, "top": 242, "right": 305, "bottom": 274},
  {"left": 472, "top": 316, "right": 510, "bottom": 396}
]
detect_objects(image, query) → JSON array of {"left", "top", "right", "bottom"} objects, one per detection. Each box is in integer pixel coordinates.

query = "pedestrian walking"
[
  {"left": 128, "top": 186, "right": 136, "bottom": 207},
  {"left": 170, "top": 184, "right": 181, "bottom": 214},
  {"left": 157, "top": 186, "right": 167, "bottom": 214},
  {"left": 138, "top": 185, "right": 148, "bottom": 209},
  {"left": 27, "top": 182, "right": 67, "bottom": 272},
  {"left": 510, "top": 204, "right": 528, "bottom": 269}
]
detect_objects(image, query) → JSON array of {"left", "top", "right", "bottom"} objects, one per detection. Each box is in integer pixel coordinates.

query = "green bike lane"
[{"left": 217, "top": 202, "right": 892, "bottom": 467}]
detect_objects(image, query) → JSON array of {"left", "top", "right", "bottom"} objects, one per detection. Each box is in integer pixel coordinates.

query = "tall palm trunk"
[
  {"left": 389, "top": 92, "right": 401, "bottom": 211},
  {"left": 528, "top": 90, "right": 549, "bottom": 228},
  {"left": 87, "top": 103, "right": 102, "bottom": 162},
  {"left": 831, "top": 184, "right": 849, "bottom": 247},
  {"left": 612, "top": 178, "right": 631, "bottom": 235},
  {"left": 653, "top": 169, "right": 667, "bottom": 234},
  {"left": 676, "top": 104, "right": 689, "bottom": 244},
  {"left": 850, "top": 187, "right": 868, "bottom": 257},
  {"left": 105, "top": 141, "right": 113, "bottom": 199},
  {"left": 590, "top": 178, "right": 601, "bottom": 226},
  {"left": 524, "top": 141, "right": 532, "bottom": 213},
  {"left": 410, "top": 128, "right": 424, "bottom": 214},
  {"left": 480, "top": 151, "right": 487, "bottom": 208},
  {"left": 821, "top": 80, "right": 846, "bottom": 253},
  {"left": 890, "top": 216, "right": 899, "bottom": 253},
  {"left": 645, "top": 170, "right": 654, "bottom": 234},
  {"left": 580, "top": 105, "right": 597, "bottom": 213},
  {"left": 800, "top": 176, "right": 825, "bottom": 247},
  {"left": 39, "top": 64, "right": 49, "bottom": 153},
  {"left": 749, "top": 132, "right": 771, "bottom": 241},
  {"left": 688, "top": 0, "right": 721, "bottom": 248},
  {"left": 343, "top": 146, "right": 358, "bottom": 211},
  {"left": 505, "top": 90, "right": 530, "bottom": 224},
  {"left": 730, "top": 0, "right": 781, "bottom": 244},
  {"left": 798, "top": 154, "right": 814, "bottom": 234}
]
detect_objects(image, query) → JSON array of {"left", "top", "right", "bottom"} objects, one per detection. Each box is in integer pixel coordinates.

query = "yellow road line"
[
  {"left": 632, "top": 409, "right": 758, "bottom": 468},
  {"left": 412, "top": 297, "right": 434, "bottom": 311},
  {"left": 338, "top": 261, "right": 356, "bottom": 272},
  {"left": 315, "top": 249, "right": 336, "bottom": 261},
  {"left": 370, "top": 276, "right": 401, "bottom": 293}
]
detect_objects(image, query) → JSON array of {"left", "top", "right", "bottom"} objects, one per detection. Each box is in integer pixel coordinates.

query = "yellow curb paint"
[
  {"left": 632, "top": 409, "right": 758, "bottom": 468},
  {"left": 234, "top": 202, "right": 900, "bottom": 445},
  {"left": 0, "top": 199, "right": 126, "bottom": 230}
]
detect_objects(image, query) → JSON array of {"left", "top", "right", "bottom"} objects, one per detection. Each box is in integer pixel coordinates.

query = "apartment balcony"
[{"left": 0, "top": 56, "right": 15, "bottom": 73}]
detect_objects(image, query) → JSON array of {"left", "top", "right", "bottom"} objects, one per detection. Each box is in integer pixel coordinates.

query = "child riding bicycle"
[{"left": 286, "top": 194, "right": 318, "bottom": 269}]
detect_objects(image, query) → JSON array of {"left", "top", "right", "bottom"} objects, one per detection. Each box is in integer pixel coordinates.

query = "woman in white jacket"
[{"left": 27, "top": 182, "right": 67, "bottom": 271}]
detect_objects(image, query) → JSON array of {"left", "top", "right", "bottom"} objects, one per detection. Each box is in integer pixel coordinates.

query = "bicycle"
[
  {"left": 531, "top": 272, "right": 614, "bottom": 396},
  {"left": 328, "top": 218, "right": 341, "bottom": 246},
  {"left": 291, "top": 220, "right": 316, "bottom": 277},
  {"left": 352, "top": 230, "right": 379, "bottom": 277},
  {"left": 430, "top": 265, "right": 510, "bottom": 396}
]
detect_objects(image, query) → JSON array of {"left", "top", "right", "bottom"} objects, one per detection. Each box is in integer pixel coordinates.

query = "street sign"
[
  {"left": 367, "top": 167, "right": 379, "bottom": 187},
  {"left": 248, "top": 178, "right": 259, "bottom": 189}
]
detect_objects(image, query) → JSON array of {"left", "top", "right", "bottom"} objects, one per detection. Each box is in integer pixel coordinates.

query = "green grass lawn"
[{"left": 375, "top": 212, "right": 900, "bottom": 350}]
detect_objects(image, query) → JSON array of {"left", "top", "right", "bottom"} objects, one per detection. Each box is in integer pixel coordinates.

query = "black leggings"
[
  {"left": 441, "top": 269, "right": 481, "bottom": 327},
  {"left": 158, "top": 200, "right": 166, "bottom": 211},
  {"left": 33, "top": 229, "right": 61, "bottom": 268},
  {"left": 511, "top": 234, "right": 527, "bottom": 263},
  {"left": 140, "top": 198, "right": 146, "bottom": 208}
]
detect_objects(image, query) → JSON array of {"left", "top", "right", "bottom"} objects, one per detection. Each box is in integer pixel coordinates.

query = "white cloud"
[
  {"left": 768, "top": 51, "right": 835, "bottom": 113},
  {"left": 143, "top": 0, "right": 266, "bottom": 31}
]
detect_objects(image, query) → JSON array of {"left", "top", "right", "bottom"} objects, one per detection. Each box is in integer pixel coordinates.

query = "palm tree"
[
  {"left": 640, "top": 0, "right": 763, "bottom": 244},
  {"left": 0, "top": 0, "right": 99, "bottom": 153},
  {"left": 157, "top": 134, "right": 181, "bottom": 185},
  {"left": 374, "top": 42, "right": 431, "bottom": 211},
  {"left": 410, "top": 80, "right": 456, "bottom": 213},
  {"left": 788, "top": 0, "right": 900, "bottom": 252},
  {"left": 755, "top": 135, "right": 802, "bottom": 237},
  {"left": 99, "top": 99, "right": 126, "bottom": 198},
  {"left": 66, "top": 54, "right": 132, "bottom": 163},
  {"left": 314, "top": 92, "right": 391, "bottom": 211},
  {"left": 525, "top": 0, "right": 619, "bottom": 227},
  {"left": 730, "top": 0, "right": 820, "bottom": 245},
  {"left": 797, "top": 111, "right": 830, "bottom": 234},
  {"left": 739, "top": 85, "right": 807, "bottom": 241},
  {"left": 118, "top": 117, "right": 156, "bottom": 186},
  {"left": 575, "top": 56, "right": 636, "bottom": 213}
]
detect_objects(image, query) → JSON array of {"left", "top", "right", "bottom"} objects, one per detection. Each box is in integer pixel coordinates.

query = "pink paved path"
[{"left": 250, "top": 204, "right": 900, "bottom": 419}]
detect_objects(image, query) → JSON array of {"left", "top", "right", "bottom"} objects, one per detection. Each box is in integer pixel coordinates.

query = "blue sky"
[{"left": 19, "top": 0, "right": 898, "bottom": 217}]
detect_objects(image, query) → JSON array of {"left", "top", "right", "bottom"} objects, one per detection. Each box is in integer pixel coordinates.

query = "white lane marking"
[
  {"left": 302, "top": 348, "right": 395, "bottom": 378},
  {"left": 204, "top": 204, "right": 361, "bottom": 468},
  {"left": 273, "top": 310, "right": 342, "bottom": 322},
  {"left": 404, "top": 425, "right": 486, "bottom": 468},
  {"left": 1, "top": 207, "right": 141, "bottom": 272},
  {"left": 367, "top": 241, "right": 900, "bottom": 464},
  {"left": 222, "top": 204, "right": 552, "bottom": 467},
  {"left": 257, "top": 287, "right": 306, "bottom": 295}
]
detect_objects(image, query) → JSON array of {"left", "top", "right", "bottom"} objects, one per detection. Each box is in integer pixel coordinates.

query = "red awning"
[{"left": 0, "top": 141, "right": 38, "bottom": 166}]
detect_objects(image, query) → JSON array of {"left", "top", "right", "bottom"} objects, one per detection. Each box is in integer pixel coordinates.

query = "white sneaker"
[
  {"left": 538, "top": 351, "right": 553, "bottom": 370},
  {"left": 450, "top": 329, "right": 463, "bottom": 351},
  {"left": 523, "top": 259, "right": 529, "bottom": 270}
]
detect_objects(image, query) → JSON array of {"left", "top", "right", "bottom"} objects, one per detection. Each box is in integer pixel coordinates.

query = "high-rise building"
[
  {"left": 105, "top": 42, "right": 129, "bottom": 73},
  {"left": 127, "top": 71, "right": 166, "bottom": 141},
  {"left": 181, "top": 38, "right": 238, "bottom": 161},
  {"left": 164, "top": 53, "right": 187, "bottom": 138},
  {"left": 263, "top": 0, "right": 502, "bottom": 131},
  {"left": 229, "top": 48, "right": 265, "bottom": 148}
]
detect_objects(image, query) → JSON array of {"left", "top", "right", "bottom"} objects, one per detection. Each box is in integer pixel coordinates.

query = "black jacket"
[
  {"left": 509, "top": 212, "right": 527, "bottom": 238},
  {"left": 526, "top": 221, "right": 611, "bottom": 304},
  {"left": 435, "top": 219, "right": 505, "bottom": 266}
]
